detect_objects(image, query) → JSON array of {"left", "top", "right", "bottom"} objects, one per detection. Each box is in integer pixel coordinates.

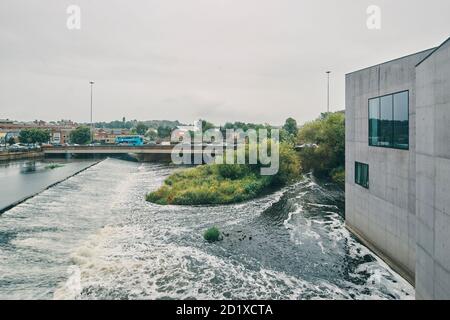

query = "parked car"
[{"left": 8, "top": 144, "right": 27, "bottom": 151}]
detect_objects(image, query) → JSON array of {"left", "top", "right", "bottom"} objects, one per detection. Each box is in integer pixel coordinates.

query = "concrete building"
[{"left": 345, "top": 37, "right": 450, "bottom": 299}]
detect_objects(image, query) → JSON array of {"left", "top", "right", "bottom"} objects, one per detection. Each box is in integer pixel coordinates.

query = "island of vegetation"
[
  {"left": 146, "top": 141, "right": 300, "bottom": 205},
  {"left": 147, "top": 112, "right": 344, "bottom": 206}
]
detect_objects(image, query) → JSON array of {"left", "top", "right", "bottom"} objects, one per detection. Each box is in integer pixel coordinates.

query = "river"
[
  {"left": 0, "top": 158, "right": 98, "bottom": 213},
  {"left": 0, "top": 158, "right": 414, "bottom": 299}
]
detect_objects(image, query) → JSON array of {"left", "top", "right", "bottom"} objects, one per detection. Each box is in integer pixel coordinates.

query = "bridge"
[
  {"left": 41, "top": 144, "right": 214, "bottom": 161},
  {"left": 42, "top": 145, "right": 178, "bottom": 155}
]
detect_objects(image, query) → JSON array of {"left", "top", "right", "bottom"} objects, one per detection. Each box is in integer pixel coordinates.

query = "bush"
[
  {"left": 203, "top": 227, "right": 221, "bottom": 242},
  {"left": 331, "top": 167, "right": 345, "bottom": 186},
  {"left": 216, "top": 163, "right": 251, "bottom": 180}
]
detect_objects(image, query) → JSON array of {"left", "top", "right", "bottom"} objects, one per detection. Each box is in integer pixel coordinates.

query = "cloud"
[{"left": 1, "top": 0, "right": 450, "bottom": 125}]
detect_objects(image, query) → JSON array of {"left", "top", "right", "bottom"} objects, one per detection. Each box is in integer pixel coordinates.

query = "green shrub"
[
  {"left": 45, "top": 163, "right": 64, "bottom": 170},
  {"left": 297, "top": 111, "right": 344, "bottom": 179},
  {"left": 331, "top": 167, "right": 345, "bottom": 187},
  {"left": 203, "top": 227, "right": 221, "bottom": 242},
  {"left": 216, "top": 164, "right": 250, "bottom": 179}
]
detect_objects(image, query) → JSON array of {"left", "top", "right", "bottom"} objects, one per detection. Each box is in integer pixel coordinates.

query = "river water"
[
  {"left": 0, "top": 159, "right": 97, "bottom": 213},
  {"left": 0, "top": 158, "right": 414, "bottom": 299}
]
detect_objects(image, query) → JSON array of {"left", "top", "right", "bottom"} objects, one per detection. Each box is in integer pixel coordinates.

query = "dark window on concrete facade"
[
  {"left": 368, "top": 91, "right": 409, "bottom": 150},
  {"left": 355, "top": 162, "right": 369, "bottom": 188}
]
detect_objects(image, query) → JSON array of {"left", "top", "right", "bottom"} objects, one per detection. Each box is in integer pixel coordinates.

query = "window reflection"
[
  {"left": 369, "top": 99, "right": 379, "bottom": 146},
  {"left": 355, "top": 162, "right": 369, "bottom": 189},
  {"left": 368, "top": 91, "right": 409, "bottom": 150},
  {"left": 393, "top": 91, "right": 409, "bottom": 149},
  {"left": 380, "top": 95, "right": 393, "bottom": 147}
]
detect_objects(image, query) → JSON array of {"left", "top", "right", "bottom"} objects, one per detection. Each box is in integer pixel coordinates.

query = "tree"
[
  {"left": 18, "top": 128, "right": 50, "bottom": 144},
  {"left": 135, "top": 122, "right": 148, "bottom": 135},
  {"left": 296, "top": 111, "right": 345, "bottom": 184},
  {"left": 7, "top": 137, "right": 16, "bottom": 145},
  {"left": 145, "top": 130, "right": 158, "bottom": 141},
  {"left": 201, "top": 120, "right": 215, "bottom": 133},
  {"left": 69, "top": 126, "right": 91, "bottom": 144},
  {"left": 157, "top": 125, "right": 172, "bottom": 138},
  {"left": 282, "top": 117, "right": 298, "bottom": 136}
]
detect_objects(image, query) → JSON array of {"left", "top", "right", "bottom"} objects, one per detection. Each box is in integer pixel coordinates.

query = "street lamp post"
[
  {"left": 326, "top": 71, "right": 331, "bottom": 113},
  {"left": 90, "top": 81, "right": 94, "bottom": 142}
]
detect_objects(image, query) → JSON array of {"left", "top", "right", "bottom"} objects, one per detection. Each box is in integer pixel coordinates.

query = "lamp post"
[
  {"left": 89, "top": 81, "right": 94, "bottom": 142},
  {"left": 326, "top": 71, "right": 331, "bottom": 113}
]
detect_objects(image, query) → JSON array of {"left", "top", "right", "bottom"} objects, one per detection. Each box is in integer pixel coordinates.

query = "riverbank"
[
  {"left": 0, "top": 150, "right": 43, "bottom": 162},
  {"left": 0, "top": 159, "right": 102, "bottom": 214}
]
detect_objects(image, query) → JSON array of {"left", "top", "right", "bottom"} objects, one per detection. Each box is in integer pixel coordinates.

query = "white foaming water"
[{"left": 0, "top": 159, "right": 414, "bottom": 300}]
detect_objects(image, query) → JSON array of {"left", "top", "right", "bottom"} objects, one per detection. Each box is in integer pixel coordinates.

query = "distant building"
[
  {"left": 346, "top": 37, "right": 450, "bottom": 299},
  {"left": 173, "top": 120, "right": 203, "bottom": 141},
  {"left": 93, "top": 128, "right": 131, "bottom": 144},
  {"left": 0, "top": 119, "right": 78, "bottom": 144}
]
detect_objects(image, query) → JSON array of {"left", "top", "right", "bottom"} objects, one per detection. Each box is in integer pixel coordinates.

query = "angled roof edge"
[
  {"left": 416, "top": 37, "right": 450, "bottom": 67},
  {"left": 346, "top": 47, "right": 436, "bottom": 76}
]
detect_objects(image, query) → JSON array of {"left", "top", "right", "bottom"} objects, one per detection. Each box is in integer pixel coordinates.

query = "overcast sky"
[{"left": 0, "top": 0, "right": 449, "bottom": 125}]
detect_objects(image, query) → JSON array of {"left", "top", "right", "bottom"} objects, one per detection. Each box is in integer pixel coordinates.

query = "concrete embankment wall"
[{"left": 0, "top": 151, "right": 43, "bottom": 162}]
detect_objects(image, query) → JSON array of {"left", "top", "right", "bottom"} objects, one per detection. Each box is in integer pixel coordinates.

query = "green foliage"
[
  {"left": 135, "top": 122, "right": 148, "bottom": 135},
  {"left": 146, "top": 141, "right": 301, "bottom": 205},
  {"left": 95, "top": 120, "right": 134, "bottom": 129},
  {"left": 144, "top": 120, "right": 181, "bottom": 130},
  {"left": 95, "top": 119, "right": 182, "bottom": 130},
  {"left": 279, "top": 118, "right": 299, "bottom": 144},
  {"left": 216, "top": 164, "right": 252, "bottom": 180},
  {"left": 203, "top": 227, "right": 221, "bottom": 242},
  {"left": 221, "top": 122, "right": 271, "bottom": 136},
  {"left": 201, "top": 120, "right": 215, "bottom": 132},
  {"left": 297, "top": 111, "right": 345, "bottom": 185},
  {"left": 69, "top": 126, "right": 91, "bottom": 145},
  {"left": 331, "top": 167, "right": 345, "bottom": 186},
  {"left": 272, "top": 142, "right": 301, "bottom": 185},
  {"left": 145, "top": 130, "right": 158, "bottom": 141},
  {"left": 282, "top": 117, "right": 298, "bottom": 136},
  {"left": 157, "top": 125, "right": 173, "bottom": 138},
  {"left": 7, "top": 137, "right": 16, "bottom": 145},
  {"left": 18, "top": 128, "right": 50, "bottom": 144}
]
